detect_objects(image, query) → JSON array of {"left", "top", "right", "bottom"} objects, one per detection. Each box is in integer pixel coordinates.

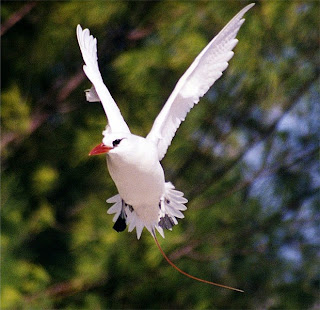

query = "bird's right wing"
[
  {"left": 147, "top": 4, "right": 254, "bottom": 160},
  {"left": 77, "top": 25, "right": 130, "bottom": 134}
]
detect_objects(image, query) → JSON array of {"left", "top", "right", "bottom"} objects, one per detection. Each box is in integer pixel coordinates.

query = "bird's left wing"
[
  {"left": 77, "top": 25, "right": 130, "bottom": 133},
  {"left": 146, "top": 4, "right": 254, "bottom": 160}
]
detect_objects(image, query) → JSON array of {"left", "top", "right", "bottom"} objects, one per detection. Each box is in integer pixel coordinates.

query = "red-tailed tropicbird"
[{"left": 77, "top": 3, "right": 254, "bottom": 291}]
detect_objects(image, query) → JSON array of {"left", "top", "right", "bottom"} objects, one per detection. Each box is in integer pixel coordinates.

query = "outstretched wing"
[
  {"left": 76, "top": 25, "right": 130, "bottom": 133},
  {"left": 146, "top": 3, "right": 254, "bottom": 160}
]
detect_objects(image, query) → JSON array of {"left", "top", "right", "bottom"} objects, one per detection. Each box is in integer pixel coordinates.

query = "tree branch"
[
  {"left": 1, "top": 1, "right": 37, "bottom": 36},
  {"left": 1, "top": 69, "right": 85, "bottom": 152},
  {"left": 188, "top": 70, "right": 320, "bottom": 199},
  {"left": 24, "top": 276, "right": 108, "bottom": 303},
  {"left": 198, "top": 146, "right": 319, "bottom": 210}
]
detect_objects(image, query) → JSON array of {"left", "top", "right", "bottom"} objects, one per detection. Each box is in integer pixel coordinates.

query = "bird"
[{"left": 77, "top": 3, "right": 254, "bottom": 292}]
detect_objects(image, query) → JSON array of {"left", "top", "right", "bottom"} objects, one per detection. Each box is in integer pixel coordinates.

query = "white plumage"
[
  {"left": 76, "top": 3, "right": 254, "bottom": 239},
  {"left": 146, "top": 4, "right": 254, "bottom": 160}
]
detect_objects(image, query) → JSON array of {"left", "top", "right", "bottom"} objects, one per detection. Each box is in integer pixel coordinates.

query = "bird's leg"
[
  {"left": 127, "top": 203, "right": 134, "bottom": 212},
  {"left": 158, "top": 197, "right": 176, "bottom": 230}
]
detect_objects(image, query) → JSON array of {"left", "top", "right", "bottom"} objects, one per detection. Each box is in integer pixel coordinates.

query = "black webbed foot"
[
  {"left": 112, "top": 199, "right": 129, "bottom": 232},
  {"left": 113, "top": 216, "right": 127, "bottom": 232},
  {"left": 158, "top": 214, "right": 175, "bottom": 230}
]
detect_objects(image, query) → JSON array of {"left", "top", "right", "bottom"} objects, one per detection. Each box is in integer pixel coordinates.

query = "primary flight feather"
[{"left": 76, "top": 3, "right": 254, "bottom": 292}]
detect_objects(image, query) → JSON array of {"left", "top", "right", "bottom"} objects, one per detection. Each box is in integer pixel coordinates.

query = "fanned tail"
[{"left": 107, "top": 182, "right": 188, "bottom": 239}]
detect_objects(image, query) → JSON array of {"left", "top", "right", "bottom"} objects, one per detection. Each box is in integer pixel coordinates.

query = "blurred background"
[{"left": 1, "top": 1, "right": 319, "bottom": 309}]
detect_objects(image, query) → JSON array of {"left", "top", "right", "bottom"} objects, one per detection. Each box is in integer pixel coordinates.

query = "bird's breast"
[{"left": 106, "top": 141, "right": 165, "bottom": 224}]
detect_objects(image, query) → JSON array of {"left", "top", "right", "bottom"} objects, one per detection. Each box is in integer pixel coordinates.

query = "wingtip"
[
  {"left": 245, "top": 3, "right": 255, "bottom": 13},
  {"left": 76, "top": 24, "right": 83, "bottom": 36},
  {"left": 238, "top": 3, "right": 255, "bottom": 18}
]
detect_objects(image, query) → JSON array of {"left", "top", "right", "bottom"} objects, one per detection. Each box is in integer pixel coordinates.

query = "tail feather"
[
  {"left": 153, "top": 235, "right": 244, "bottom": 292},
  {"left": 106, "top": 182, "right": 187, "bottom": 239}
]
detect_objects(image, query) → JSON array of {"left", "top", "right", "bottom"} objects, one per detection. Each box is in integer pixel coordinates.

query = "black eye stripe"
[{"left": 112, "top": 139, "right": 122, "bottom": 147}]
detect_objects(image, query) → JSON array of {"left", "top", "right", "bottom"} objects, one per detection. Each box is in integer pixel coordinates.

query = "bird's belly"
[{"left": 107, "top": 156, "right": 165, "bottom": 224}]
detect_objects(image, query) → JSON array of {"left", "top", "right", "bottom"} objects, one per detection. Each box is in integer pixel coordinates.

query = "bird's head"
[{"left": 89, "top": 131, "right": 132, "bottom": 156}]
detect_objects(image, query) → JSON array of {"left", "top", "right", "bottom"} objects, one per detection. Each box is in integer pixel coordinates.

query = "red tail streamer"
[{"left": 153, "top": 236, "right": 244, "bottom": 293}]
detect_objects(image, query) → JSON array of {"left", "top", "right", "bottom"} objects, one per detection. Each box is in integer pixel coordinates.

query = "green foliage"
[
  {"left": 1, "top": 1, "right": 319, "bottom": 309},
  {"left": 1, "top": 84, "right": 30, "bottom": 133}
]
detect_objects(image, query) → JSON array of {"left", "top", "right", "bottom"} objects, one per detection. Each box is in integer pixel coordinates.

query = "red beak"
[{"left": 89, "top": 143, "right": 113, "bottom": 156}]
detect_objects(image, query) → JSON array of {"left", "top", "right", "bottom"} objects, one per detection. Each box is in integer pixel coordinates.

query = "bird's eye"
[{"left": 112, "top": 139, "right": 122, "bottom": 147}]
